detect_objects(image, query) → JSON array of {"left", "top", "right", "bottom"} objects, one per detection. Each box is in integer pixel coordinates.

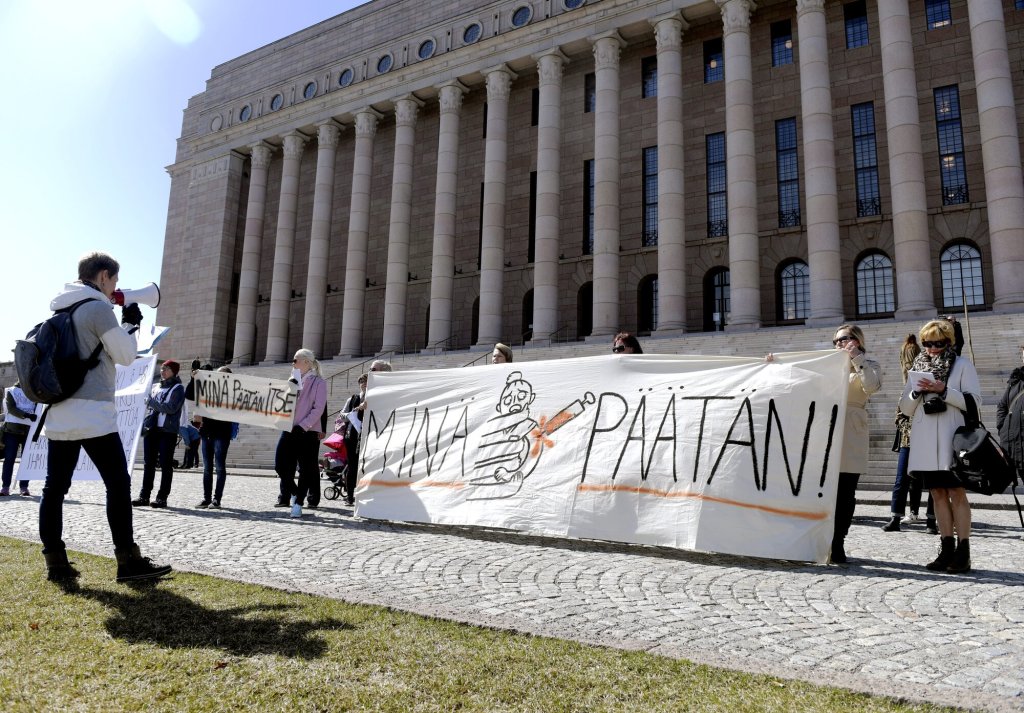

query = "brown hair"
[
  {"left": 899, "top": 334, "right": 920, "bottom": 382},
  {"left": 78, "top": 252, "right": 120, "bottom": 282}
]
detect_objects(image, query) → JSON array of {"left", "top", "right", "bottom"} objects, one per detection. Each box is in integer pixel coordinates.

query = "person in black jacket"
[
  {"left": 997, "top": 344, "right": 1024, "bottom": 475},
  {"left": 194, "top": 366, "right": 237, "bottom": 509},
  {"left": 339, "top": 373, "right": 368, "bottom": 506}
]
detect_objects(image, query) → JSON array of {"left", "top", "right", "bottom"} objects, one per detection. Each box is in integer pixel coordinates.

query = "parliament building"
[{"left": 157, "top": 0, "right": 1024, "bottom": 364}]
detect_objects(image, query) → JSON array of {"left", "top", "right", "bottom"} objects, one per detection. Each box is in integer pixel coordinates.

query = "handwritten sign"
[
  {"left": 192, "top": 370, "right": 297, "bottom": 431},
  {"left": 18, "top": 356, "right": 157, "bottom": 481},
  {"left": 355, "top": 351, "right": 850, "bottom": 563}
]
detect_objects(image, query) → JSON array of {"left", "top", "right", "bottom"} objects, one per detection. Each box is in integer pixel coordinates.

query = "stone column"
[
  {"left": 301, "top": 121, "right": 342, "bottom": 357},
  {"left": 591, "top": 33, "right": 623, "bottom": 338},
  {"left": 651, "top": 14, "right": 687, "bottom": 334},
  {"left": 878, "top": 0, "right": 934, "bottom": 318},
  {"left": 476, "top": 66, "right": 516, "bottom": 346},
  {"left": 381, "top": 96, "right": 423, "bottom": 352},
  {"left": 427, "top": 81, "right": 467, "bottom": 351},
  {"left": 967, "top": 0, "right": 1024, "bottom": 308},
  {"left": 264, "top": 130, "right": 308, "bottom": 363},
  {"left": 797, "top": 0, "right": 844, "bottom": 324},
  {"left": 338, "top": 109, "right": 381, "bottom": 357},
  {"left": 233, "top": 141, "right": 274, "bottom": 364},
  {"left": 716, "top": 0, "right": 760, "bottom": 329},
  {"left": 531, "top": 51, "right": 567, "bottom": 344}
]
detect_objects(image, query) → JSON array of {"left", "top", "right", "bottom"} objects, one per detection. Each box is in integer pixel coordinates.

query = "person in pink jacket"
[{"left": 274, "top": 348, "right": 327, "bottom": 518}]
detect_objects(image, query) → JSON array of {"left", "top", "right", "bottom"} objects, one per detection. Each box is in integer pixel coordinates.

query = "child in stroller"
[{"left": 320, "top": 417, "right": 348, "bottom": 500}]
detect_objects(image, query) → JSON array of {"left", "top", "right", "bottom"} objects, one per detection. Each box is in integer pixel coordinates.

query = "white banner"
[
  {"left": 356, "top": 351, "right": 850, "bottom": 563},
  {"left": 18, "top": 356, "right": 157, "bottom": 481},
  {"left": 192, "top": 370, "right": 297, "bottom": 432}
]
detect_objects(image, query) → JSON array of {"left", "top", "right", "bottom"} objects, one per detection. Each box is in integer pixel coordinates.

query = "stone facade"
[{"left": 158, "top": 0, "right": 1024, "bottom": 363}]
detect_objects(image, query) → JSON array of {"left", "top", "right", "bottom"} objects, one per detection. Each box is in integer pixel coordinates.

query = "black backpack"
[
  {"left": 14, "top": 299, "right": 104, "bottom": 405},
  {"left": 952, "top": 393, "right": 1023, "bottom": 527}
]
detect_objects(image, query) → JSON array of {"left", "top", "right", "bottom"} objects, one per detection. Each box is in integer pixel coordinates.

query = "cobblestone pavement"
[{"left": 2, "top": 471, "right": 1023, "bottom": 712}]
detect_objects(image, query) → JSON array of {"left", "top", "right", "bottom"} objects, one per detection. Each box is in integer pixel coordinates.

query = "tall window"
[
  {"left": 641, "top": 56, "right": 658, "bottom": 98},
  {"left": 851, "top": 102, "right": 881, "bottom": 217},
  {"left": 1017, "top": 0, "right": 1024, "bottom": 9},
  {"left": 771, "top": 20, "right": 793, "bottom": 67},
  {"left": 776, "top": 118, "right": 801, "bottom": 228},
  {"left": 583, "top": 159, "right": 595, "bottom": 255},
  {"left": 940, "top": 243, "right": 984, "bottom": 307},
  {"left": 642, "top": 146, "right": 658, "bottom": 246},
  {"left": 638, "top": 275, "right": 659, "bottom": 334},
  {"left": 934, "top": 85, "right": 969, "bottom": 205},
  {"left": 528, "top": 171, "right": 537, "bottom": 263},
  {"left": 704, "top": 38, "right": 724, "bottom": 83},
  {"left": 704, "top": 268, "right": 730, "bottom": 331},
  {"left": 778, "top": 260, "right": 810, "bottom": 321},
  {"left": 856, "top": 252, "right": 895, "bottom": 315},
  {"left": 706, "top": 132, "right": 728, "bottom": 238},
  {"left": 522, "top": 290, "right": 534, "bottom": 342},
  {"left": 844, "top": 1, "right": 868, "bottom": 49},
  {"left": 478, "top": 183, "right": 485, "bottom": 269},
  {"left": 926, "top": 0, "right": 952, "bottom": 30},
  {"left": 584, "top": 72, "right": 596, "bottom": 113},
  {"left": 577, "top": 282, "right": 593, "bottom": 340},
  {"left": 530, "top": 87, "right": 539, "bottom": 127}
]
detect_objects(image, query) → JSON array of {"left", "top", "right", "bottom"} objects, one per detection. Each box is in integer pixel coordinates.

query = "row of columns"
[{"left": 231, "top": 0, "right": 1024, "bottom": 363}]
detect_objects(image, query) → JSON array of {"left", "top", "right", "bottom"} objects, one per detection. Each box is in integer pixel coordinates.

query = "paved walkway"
[{"left": 2, "top": 470, "right": 1023, "bottom": 712}]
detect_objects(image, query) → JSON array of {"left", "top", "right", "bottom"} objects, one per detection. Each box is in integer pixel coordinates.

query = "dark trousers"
[
  {"left": 2, "top": 431, "right": 29, "bottom": 490},
  {"left": 890, "top": 447, "right": 935, "bottom": 519},
  {"left": 140, "top": 430, "right": 177, "bottom": 501},
  {"left": 201, "top": 434, "right": 230, "bottom": 502},
  {"left": 275, "top": 427, "right": 320, "bottom": 506},
  {"left": 40, "top": 432, "right": 134, "bottom": 555},
  {"left": 833, "top": 472, "right": 860, "bottom": 546},
  {"left": 344, "top": 437, "right": 359, "bottom": 501}
]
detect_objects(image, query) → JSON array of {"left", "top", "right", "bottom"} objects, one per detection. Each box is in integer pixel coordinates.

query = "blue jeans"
[
  {"left": 2, "top": 431, "right": 29, "bottom": 490},
  {"left": 890, "top": 446, "right": 934, "bottom": 519},
  {"left": 201, "top": 434, "right": 230, "bottom": 502},
  {"left": 39, "top": 432, "right": 134, "bottom": 555}
]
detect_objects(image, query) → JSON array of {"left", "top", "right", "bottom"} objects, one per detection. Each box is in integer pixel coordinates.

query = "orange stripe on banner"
[
  {"left": 576, "top": 483, "right": 827, "bottom": 521},
  {"left": 358, "top": 479, "right": 465, "bottom": 490}
]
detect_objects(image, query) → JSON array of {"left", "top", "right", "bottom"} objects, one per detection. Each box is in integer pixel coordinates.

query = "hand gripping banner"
[{"left": 356, "top": 351, "right": 850, "bottom": 563}]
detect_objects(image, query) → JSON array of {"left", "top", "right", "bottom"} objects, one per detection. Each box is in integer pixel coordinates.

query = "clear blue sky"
[{"left": 0, "top": 0, "right": 368, "bottom": 359}]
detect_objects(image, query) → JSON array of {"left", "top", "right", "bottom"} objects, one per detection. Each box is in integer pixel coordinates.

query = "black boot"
[
  {"left": 926, "top": 536, "right": 956, "bottom": 571},
  {"left": 44, "top": 551, "right": 80, "bottom": 582},
  {"left": 881, "top": 515, "right": 901, "bottom": 532},
  {"left": 926, "top": 518, "right": 938, "bottom": 535},
  {"left": 830, "top": 540, "right": 847, "bottom": 564},
  {"left": 947, "top": 538, "right": 971, "bottom": 573},
  {"left": 131, "top": 495, "right": 150, "bottom": 507},
  {"left": 115, "top": 545, "right": 172, "bottom": 582}
]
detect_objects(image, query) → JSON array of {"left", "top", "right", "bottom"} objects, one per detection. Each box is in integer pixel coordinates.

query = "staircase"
[{"left": 168, "top": 313, "right": 1023, "bottom": 491}]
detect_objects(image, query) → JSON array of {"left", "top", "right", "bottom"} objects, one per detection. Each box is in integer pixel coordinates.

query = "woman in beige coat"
[{"left": 830, "top": 324, "right": 882, "bottom": 563}]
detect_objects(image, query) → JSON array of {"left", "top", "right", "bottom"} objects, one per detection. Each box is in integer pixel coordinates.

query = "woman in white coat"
[{"left": 899, "top": 319, "right": 980, "bottom": 573}]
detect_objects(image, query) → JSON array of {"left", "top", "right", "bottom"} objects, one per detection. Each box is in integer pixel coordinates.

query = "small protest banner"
[
  {"left": 18, "top": 355, "right": 157, "bottom": 481},
  {"left": 355, "top": 350, "right": 851, "bottom": 563},
  {"left": 192, "top": 370, "right": 297, "bottom": 431}
]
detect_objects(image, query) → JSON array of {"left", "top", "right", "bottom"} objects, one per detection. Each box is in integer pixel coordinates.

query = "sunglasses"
[
  {"left": 832, "top": 336, "right": 855, "bottom": 346},
  {"left": 612, "top": 345, "right": 625, "bottom": 353},
  {"left": 922, "top": 340, "right": 949, "bottom": 349}
]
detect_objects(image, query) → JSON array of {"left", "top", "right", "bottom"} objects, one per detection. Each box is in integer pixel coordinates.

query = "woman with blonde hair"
[
  {"left": 898, "top": 319, "right": 981, "bottom": 573},
  {"left": 274, "top": 349, "right": 327, "bottom": 518}
]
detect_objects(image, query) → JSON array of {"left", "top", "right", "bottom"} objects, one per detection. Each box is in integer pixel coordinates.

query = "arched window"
[
  {"left": 703, "top": 268, "right": 730, "bottom": 331},
  {"left": 856, "top": 252, "right": 895, "bottom": 315},
  {"left": 637, "top": 275, "right": 658, "bottom": 334},
  {"left": 522, "top": 290, "right": 534, "bottom": 342},
  {"left": 777, "top": 260, "right": 809, "bottom": 321},
  {"left": 577, "top": 282, "right": 593, "bottom": 340},
  {"left": 940, "top": 242, "right": 984, "bottom": 307}
]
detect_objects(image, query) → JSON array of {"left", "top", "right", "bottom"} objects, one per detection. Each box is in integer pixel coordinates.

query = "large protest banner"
[
  {"left": 18, "top": 356, "right": 157, "bottom": 481},
  {"left": 356, "top": 351, "right": 850, "bottom": 563},
  {"left": 192, "top": 370, "right": 297, "bottom": 431}
]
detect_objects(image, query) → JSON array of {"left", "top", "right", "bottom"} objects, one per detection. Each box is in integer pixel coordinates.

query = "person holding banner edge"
[
  {"left": 274, "top": 349, "right": 327, "bottom": 518},
  {"left": 133, "top": 360, "right": 185, "bottom": 508},
  {"left": 38, "top": 251, "right": 171, "bottom": 583}
]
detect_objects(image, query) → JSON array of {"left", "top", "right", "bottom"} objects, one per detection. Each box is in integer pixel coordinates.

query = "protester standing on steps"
[
  {"left": 133, "top": 360, "right": 185, "bottom": 509},
  {"left": 38, "top": 251, "right": 171, "bottom": 582},
  {"left": 274, "top": 349, "right": 327, "bottom": 518},
  {"left": 1, "top": 383, "right": 36, "bottom": 497},
  {"left": 612, "top": 332, "right": 643, "bottom": 354},
  {"left": 491, "top": 343, "right": 513, "bottom": 364},
  {"left": 899, "top": 319, "right": 981, "bottom": 574},
  {"left": 996, "top": 344, "right": 1024, "bottom": 488}
]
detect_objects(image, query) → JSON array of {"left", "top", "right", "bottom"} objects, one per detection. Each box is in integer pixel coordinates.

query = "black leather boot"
[
  {"left": 44, "top": 550, "right": 80, "bottom": 582},
  {"left": 926, "top": 536, "right": 955, "bottom": 571},
  {"left": 947, "top": 538, "right": 971, "bottom": 574},
  {"left": 881, "top": 515, "right": 901, "bottom": 532},
  {"left": 115, "top": 545, "right": 172, "bottom": 582}
]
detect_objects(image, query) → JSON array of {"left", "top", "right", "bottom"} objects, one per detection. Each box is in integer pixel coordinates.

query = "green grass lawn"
[{"left": 0, "top": 536, "right": 954, "bottom": 712}]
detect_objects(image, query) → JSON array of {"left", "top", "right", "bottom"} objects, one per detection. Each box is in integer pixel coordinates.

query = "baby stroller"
[{"left": 320, "top": 431, "right": 348, "bottom": 501}]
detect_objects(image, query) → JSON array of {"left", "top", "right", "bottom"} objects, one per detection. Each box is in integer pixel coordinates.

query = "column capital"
[
  {"left": 534, "top": 50, "right": 568, "bottom": 85},
  {"left": 485, "top": 66, "right": 516, "bottom": 102},
  {"left": 393, "top": 95, "right": 424, "bottom": 127},
  {"left": 591, "top": 32, "right": 624, "bottom": 69},
  {"left": 281, "top": 130, "right": 309, "bottom": 159},
  {"left": 316, "top": 121, "right": 343, "bottom": 148},
  {"left": 715, "top": 0, "right": 756, "bottom": 33},
  {"left": 650, "top": 12, "right": 689, "bottom": 49},
  {"left": 437, "top": 80, "right": 468, "bottom": 114},
  {"left": 353, "top": 107, "right": 383, "bottom": 138},
  {"left": 249, "top": 141, "right": 275, "bottom": 170},
  {"left": 796, "top": 0, "right": 826, "bottom": 16}
]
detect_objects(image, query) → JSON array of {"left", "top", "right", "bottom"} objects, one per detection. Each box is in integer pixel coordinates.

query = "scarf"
[{"left": 910, "top": 346, "right": 956, "bottom": 386}]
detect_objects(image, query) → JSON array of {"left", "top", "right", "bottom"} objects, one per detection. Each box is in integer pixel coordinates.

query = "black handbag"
[{"left": 952, "top": 394, "right": 1018, "bottom": 496}]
